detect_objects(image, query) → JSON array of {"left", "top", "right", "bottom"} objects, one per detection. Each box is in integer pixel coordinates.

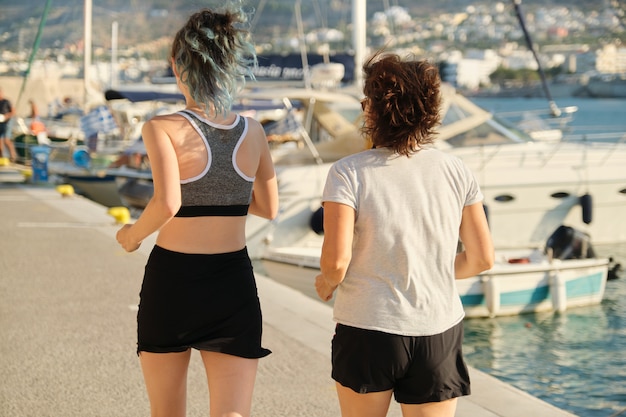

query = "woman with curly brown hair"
[
  {"left": 115, "top": 3, "right": 278, "bottom": 416},
  {"left": 315, "top": 52, "right": 494, "bottom": 417}
]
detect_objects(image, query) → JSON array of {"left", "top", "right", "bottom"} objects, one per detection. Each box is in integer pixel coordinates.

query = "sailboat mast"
[
  {"left": 295, "top": 0, "right": 311, "bottom": 89},
  {"left": 352, "top": 0, "right": 366, "bottom": 88},
  {"left": 111, "top": 21, "right": 118, "bottom": 89},
  {"left": 512, "top": 0, "right": 560, "bottom": 117},
  {"left": 83, "top": 0, "right": 92, "bottom": 108},
  {"left": 16, "top": 0, "right": 52, "bottom": 110}
]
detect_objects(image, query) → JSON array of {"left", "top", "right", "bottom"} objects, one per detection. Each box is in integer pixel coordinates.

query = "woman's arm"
[
  {"left": 315, "top": 202, "right": 355, "bottom": 301},
  {"left": 455, "top": 202, "right": 495, "bottom": 279},
  {"left": 247, "top": 120, "right": 278, "bottom": 220},
  {"left": 116, "top": 119, "right": 181, "bottom": 252}
]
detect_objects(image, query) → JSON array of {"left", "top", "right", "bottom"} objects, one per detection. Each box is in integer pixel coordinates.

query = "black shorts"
[
  {"left": 0, "top": 123, "right": 8, "bottom": 138},
  {"left": 331, "top": 321, "right": 470, "bottom": 404},
  {"left": 137, "top": 245, "right": 271, "bottom": 359}
]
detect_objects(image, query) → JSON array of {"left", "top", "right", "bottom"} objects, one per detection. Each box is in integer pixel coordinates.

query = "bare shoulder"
[
  {"left": 243, "top": 116, "right": 267, "bottom": 141},
  {"left": 142, "top": 112, "right": 187, "bottom": 134},
  {"left": 150, "top": 112, "right": 187, "bottom": 124},
  {"left": 244, "top": 115, "right": 263, "bottom": 131}
]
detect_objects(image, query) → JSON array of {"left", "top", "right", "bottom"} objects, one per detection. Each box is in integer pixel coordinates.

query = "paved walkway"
[{"left": 0, "top": 175, "right": 577, "bottom": 416}]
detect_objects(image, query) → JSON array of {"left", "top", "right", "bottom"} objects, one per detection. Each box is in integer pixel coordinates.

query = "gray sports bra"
[{"left": 174, "top": 110, "right": 254, "bottom": 217}]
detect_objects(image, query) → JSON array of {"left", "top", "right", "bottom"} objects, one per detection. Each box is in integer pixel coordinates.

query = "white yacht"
[{"left": 244, "top": 83, "right": 626, "bottom": 261}]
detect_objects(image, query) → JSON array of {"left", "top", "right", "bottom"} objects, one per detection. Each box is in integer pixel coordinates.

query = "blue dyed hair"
[{"left": 171, "top": 2, "right": 257, "bottom": 116}]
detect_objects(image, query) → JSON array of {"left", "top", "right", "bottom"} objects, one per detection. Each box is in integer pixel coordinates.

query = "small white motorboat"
[{"left": 260, "top": 226, "right": 611, "bottom": 318}]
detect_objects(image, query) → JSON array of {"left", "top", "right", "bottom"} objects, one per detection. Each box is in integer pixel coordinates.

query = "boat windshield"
[
  {"left": 442, "top": 98, "right": 475, "bottom": 125},
  {"left": 328, "top": 102, "right": 362, "bottom": 125},
  {"left": 445, "top": 119, "right": 531, "bottom": 147},
  {"left": 308, "top": 101, "right": 362, "bottom": 144},
  {"left": 442, "top": 100, "right": 533, "bottom": 147}
]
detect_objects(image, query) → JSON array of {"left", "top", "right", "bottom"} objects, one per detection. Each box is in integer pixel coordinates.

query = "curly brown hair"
[{"left": 361, "top": 52, "right": 442, "bottom": 156}]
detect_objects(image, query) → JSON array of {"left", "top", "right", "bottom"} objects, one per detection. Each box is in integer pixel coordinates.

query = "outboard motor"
[{"left": 545, "top": 225, "right": 595, "bottom": 260}]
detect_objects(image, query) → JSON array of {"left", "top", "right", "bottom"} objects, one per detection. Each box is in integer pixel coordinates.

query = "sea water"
[
  {"left": 471, "top": 96, "right": 626, "bottom": 136},
  {"left": 462, "top": 243, "right": 626, "bottom": 417},
  {"left": 465, "top": 97, "right": 626, "bottom": 417}
]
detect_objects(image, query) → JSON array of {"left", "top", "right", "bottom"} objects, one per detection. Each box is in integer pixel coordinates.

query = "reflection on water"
[{"left": 462, "top": 243, "right": 626, "bottom": 417}]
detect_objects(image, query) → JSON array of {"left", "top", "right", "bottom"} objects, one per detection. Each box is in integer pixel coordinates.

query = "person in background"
[
  {"left": 0, "top": 87, "right": 16, "bottom": 161},
  {"left": 28, "top": 100, "right": 48, "bottom": 141},
  {"left": 315, "top": 51, "right": 494, "bottom": 417},
  {"left": 115, "top": 3, "right": 278, "bottom": 417},
  {"left": 28, "top": 99, "right": 39, "bottom": 119},
  {"left": 108, "top": 136, "right": 147, "bottom": 170}
]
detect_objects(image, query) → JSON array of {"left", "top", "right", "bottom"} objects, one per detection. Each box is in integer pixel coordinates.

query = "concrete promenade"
[{"left": 0, "top": 176, "right": 577, "bottom": 416}]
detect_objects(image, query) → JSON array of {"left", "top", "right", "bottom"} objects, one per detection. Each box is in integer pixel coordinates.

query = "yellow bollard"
[
  {"left": 107, "top": 206, "right": 131, "bottom": 224},
  {"left": 55, "top": 184, "right": 75, "bottom": 197},
  {"left": 21, "top": 169, "right": 33, "bottom": 180}
]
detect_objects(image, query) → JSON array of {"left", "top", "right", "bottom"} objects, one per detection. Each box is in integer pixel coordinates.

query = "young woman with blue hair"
[{"left": 115, "top": 3, "right": 278, "bottom": 416}]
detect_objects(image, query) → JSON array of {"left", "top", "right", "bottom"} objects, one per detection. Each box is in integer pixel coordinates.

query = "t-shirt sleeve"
[
  {"left": 462, "top": 161, "right": 483, "bottom": 206},
  {"left": 322, "top": 160, "right": 357, "bottom": 210}
]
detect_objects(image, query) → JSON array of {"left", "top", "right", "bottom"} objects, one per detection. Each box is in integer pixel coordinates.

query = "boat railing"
[
  {"left": 465, "top": 132, "right": 626, "bottom": 172},
  {"left": 562, "top": 131, "right": 626, "bottom": 165},
  {"left": 562, "top": 131, "right": 626, "bottom": 143}
]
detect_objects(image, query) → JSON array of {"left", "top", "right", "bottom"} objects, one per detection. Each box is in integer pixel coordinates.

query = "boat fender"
[
  {"left": 579, "top": 193, "right": 592, "bottom": 224},
  {"left": 73, "top": 147, "right": 91, "bottom": 169},
  {"left": 549, "top": 271, "right": 567, "bottom": 313},
  {"left": 310, "top": 206, "right": 324, "bottom": 235},
  {"left": 482, "top": 277, "right": 500, "bottom": 317}
]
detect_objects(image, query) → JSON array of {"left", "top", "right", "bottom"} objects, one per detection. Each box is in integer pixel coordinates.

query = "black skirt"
[{"left": 137, "top": 245, "right": 271, "bottom": 358}]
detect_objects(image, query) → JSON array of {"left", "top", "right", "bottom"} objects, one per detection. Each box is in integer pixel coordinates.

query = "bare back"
[{"left": 152, "top": 111, "right": 268, "bottom": 254}]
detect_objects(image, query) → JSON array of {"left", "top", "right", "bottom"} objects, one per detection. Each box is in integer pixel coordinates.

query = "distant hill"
[{"left": 0, "top": 0, "right": 613, "bottom": 55}]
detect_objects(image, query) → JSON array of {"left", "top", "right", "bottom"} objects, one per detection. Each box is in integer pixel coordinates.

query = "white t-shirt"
[{"left": 322, "top": 147, "right": 483, "bottom": 336}]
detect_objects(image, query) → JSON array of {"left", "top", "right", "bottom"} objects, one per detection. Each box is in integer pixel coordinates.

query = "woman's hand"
[
  {"left": 315, "top": 274, "right": 337, "bottom": 302},
  {"left": 116, "top": 224, "right": 141, "bottom": 252}
]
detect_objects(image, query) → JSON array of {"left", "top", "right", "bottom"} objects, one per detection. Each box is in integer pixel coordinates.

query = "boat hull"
[
  {"left": 116, "top": 177, "right": 153, "bottom": 209},
  {"left": 456, "top": 259, "right": 608, "bottom": 318},
  {"left": 251, "top": 155, "right": 626, "bottom": 258},
  {"left": 585, "top": 75, "right": 626, "bottom": 98},
  {"left": 63, "top": 174, "right": 124, "bottom": 207},
  {"left": 449, "top": 141, "right": 626, "bottom": 247}
]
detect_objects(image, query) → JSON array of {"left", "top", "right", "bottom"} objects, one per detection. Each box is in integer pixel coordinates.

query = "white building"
[
  {"left": 595, "top": 44, "right": 626, "bottom": 73},
  {"left": 439, "top": 49, "right": 500, "bottom": 90},
  {"left": 502, "top": 49, "right": 539, "bottom": 71}
]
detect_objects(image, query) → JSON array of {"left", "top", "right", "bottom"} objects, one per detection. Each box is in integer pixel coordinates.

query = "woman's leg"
[
  {"left": 139, "top": 350, "right": 192, "bottom": 417},
  {"left": 200, "top": 351, "right": 258, "bottom": 417},
  {"left": 400, "top": 398, "right": 458, "bottom": 417},
  {"left": 335, "top": 382, "right": 393, "bottom": 417}
]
